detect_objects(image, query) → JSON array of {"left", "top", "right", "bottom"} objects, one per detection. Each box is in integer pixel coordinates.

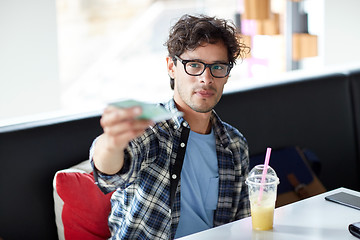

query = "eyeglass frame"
[{"left": 173, "top": 55, "right": 233, "bottom": 78}]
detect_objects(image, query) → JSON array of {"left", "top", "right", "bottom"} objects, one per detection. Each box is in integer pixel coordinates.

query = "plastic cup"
[{"left": 246, "top": 165, "right": 279, "bottom": 230}]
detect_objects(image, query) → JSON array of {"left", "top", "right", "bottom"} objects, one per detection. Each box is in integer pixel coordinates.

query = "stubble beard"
[
  {"left": 175, "top": 81, "right": 222, "bottom": 114},
  {"left": 188, "top": 92, "right": 221, "bottom": 113}
]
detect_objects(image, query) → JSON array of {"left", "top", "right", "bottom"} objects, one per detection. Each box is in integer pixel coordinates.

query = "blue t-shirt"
[{"left": 174, "top": 129, "right": 219, "bottom": 238}]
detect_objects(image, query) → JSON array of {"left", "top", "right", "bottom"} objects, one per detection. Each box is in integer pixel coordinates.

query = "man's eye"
[
  {"left": 188, "top": 62, "right": 201, "bottom": 68},
  {"left": 212, "top": 64, "right": 224, "bottom": 70}
]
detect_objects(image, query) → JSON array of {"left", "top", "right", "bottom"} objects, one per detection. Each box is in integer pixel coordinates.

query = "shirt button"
[
  {"left": 182, "top": 122, "right": 187, "bottom": 127},
  {"left": 169, "top": 209, "right": 172, "bottom": 215},
  {"left": 180, "top": 142, "right": 185, "bottom": 148},
  {"left": 173, "top": 125, "right": 177, "bottom": 130},
  {"left": 172, "top": 174, "right": 177, "bottom": 179}
]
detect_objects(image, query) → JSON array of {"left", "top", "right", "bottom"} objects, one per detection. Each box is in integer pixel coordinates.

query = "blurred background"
[{"left": 1, "top": 0, "right": 359, "bottom": 125}]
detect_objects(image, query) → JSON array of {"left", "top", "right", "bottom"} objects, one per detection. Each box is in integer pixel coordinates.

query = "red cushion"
[{"left": 56, "top": 172, "right": 113, "bottom": 240}]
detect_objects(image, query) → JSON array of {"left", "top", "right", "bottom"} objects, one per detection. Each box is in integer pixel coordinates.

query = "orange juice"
[{"left": 250, "top": 203, "right": 274, "bottom": 230}]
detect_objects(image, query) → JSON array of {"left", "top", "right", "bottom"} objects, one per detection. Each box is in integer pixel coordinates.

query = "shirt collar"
[
  {"left": 162, "top": 98, "right": 188, "bottom": 129},
  {"left": 210, "top": 110, "right": 231, "bottom": 148},
  {"left": 162, "top": 98, "right": 230, "bottom": 147}
]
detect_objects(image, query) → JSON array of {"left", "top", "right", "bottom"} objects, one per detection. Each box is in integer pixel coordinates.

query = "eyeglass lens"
[{"left": 185, "top": 61, "right": 229, "bottom": 78}]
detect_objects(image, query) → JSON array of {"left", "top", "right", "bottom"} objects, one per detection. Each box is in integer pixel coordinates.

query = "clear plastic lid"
[{"left": 246, "top": 164, "right": 279, "bottom": 185}]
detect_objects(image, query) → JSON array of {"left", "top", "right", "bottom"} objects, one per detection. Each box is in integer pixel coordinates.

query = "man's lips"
[{"left": 195, "top": 89, "right": 215, "bottom": 97}]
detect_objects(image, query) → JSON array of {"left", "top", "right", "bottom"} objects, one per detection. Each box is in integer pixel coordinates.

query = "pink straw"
[{"left": 258, "top": 147, "right": 272, "bottom": 203}]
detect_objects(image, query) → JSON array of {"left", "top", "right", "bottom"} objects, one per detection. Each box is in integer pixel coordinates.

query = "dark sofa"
[
  {"left": 215, "top": 69, "right": 360, "bottom": 191},
  {"left": 1, "top": 67, "right": 360, "bottom": 239}
]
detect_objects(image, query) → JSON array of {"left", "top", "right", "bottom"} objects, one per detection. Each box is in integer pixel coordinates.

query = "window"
[
  {"left": 56, "top": 0, "right": 243, "bottom": 112},
  {"left": 3, "top": 0, "right": 359, "bottom": 127}
]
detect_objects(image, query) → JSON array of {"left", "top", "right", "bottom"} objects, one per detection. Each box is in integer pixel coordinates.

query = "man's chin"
[
  {"left": 186, "top": 95, "right": 221, "bottom": 113},
  {"left": 190, "top": 102, "right": 215, "bottom": 113},
  {"left": 194, "top": 108, "right": 212, "bottom": 114}
]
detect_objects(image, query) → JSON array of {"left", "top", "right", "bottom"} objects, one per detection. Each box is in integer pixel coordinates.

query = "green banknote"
[{"left": 109, "top": 99, "right": 183, "bottom": 122}]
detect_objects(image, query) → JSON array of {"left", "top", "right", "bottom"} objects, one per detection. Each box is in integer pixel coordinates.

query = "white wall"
[
  {"left": 323, "top": 0, "right": 360, "bottom": 66},
  {"left": 0, "top": 0, "right": 60, "bottom": 120}
]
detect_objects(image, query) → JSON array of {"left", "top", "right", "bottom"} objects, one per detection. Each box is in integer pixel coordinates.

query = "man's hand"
[{"left": 93, "top": 106, "right": 153, "bottom": 175}]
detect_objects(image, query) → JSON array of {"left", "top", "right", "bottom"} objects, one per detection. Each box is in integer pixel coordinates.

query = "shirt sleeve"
[{"left": 89, "top": 137, "right": 143, "bottom": 194}]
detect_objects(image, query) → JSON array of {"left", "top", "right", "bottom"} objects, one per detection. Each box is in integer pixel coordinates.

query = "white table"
[{"left": 178, "top": 187, "right": 360, "bottom": 240}]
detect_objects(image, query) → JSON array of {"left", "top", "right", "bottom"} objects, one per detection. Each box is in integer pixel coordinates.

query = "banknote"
[{"left": 109, "top": 99, "right": 183, "bottom": 122}]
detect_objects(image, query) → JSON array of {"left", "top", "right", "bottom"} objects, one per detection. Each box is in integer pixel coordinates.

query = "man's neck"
[
  {"left": 186, "top": 111, "right": 212, "bottom": 134},
  {"left": 174, "top": 101, "right": 212, "bottom": 134}
]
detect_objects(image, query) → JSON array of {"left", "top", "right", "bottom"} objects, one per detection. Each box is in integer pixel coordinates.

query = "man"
[{"left": 91, "top": 14, "right": 250, "bottom": 239}]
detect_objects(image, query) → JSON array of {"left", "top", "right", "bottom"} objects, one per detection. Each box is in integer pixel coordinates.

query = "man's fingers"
[
  {"left": 106, "top": 126, "right": 152, "bottom": 150},
  {"left": 101, "top": 106, "right": 142, "bottom": 128},
  {"left": 104, "top": 119, "right": 153, "bottom": 136},
  {"left": 99, "top": 106, "right": 154, "bottom": 150}
]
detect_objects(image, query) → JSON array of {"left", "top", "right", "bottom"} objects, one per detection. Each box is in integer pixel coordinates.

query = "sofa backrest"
[
  {"left": 215, "top": 72, "right": 360, "bottom": 191},
  {"left": 0, "top": 115, "right": 102, "bottom": 239},
  {"left": 350, "top": 70, "right": 360, "bottom": 165},
  {"left": 1, "top": 68, "right": 360, "bottom": 240}
]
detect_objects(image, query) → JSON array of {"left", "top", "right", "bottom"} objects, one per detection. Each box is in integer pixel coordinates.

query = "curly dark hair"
[{"left": 165, "top": 14, "right": 249, "bottom": 89}]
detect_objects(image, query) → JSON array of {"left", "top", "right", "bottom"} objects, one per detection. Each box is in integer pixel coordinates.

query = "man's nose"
[{"left": 199, "top": 67, "right": 214, "bottom": 84}]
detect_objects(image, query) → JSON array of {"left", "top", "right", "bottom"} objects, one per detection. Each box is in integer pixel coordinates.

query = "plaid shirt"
[{"left": 91, "top": 99, "right": 250, "bottom": 240}]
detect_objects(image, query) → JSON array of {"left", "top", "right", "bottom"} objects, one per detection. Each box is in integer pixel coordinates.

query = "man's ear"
[{"left": 166, "top": 56, "right": 175, "bottom": 79}]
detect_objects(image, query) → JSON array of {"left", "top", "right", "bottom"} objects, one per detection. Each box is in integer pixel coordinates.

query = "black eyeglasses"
[{"left": 174, "top": 55, "right": 233, "bottom": 78}]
